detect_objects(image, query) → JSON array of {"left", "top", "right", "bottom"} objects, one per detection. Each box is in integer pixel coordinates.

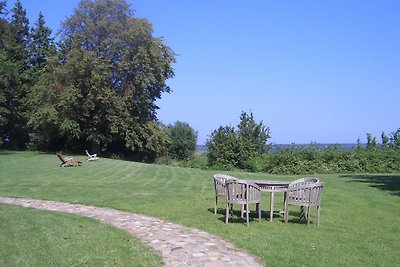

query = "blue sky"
[{"left": 7, "top": 0, "right": 400, "bottom": 145}]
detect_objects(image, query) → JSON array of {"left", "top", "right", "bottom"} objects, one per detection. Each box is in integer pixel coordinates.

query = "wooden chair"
[
  {"left": 284, "top": 178, "right": 323, "bottom": 225},
  {"left": 213, "top": 174, "right": 237, "bottom": 214},
  {"left": 57, "top": 152, "right": 82, "bottom": 167},
  {"left": 225, "top": 180, "right": 261, "bottom": 226},
  {"left": 85, "top": 150, "right": 99, "bottom": 161}
]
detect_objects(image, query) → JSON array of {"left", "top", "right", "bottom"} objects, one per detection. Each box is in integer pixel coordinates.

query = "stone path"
[{"left": 0, "top": 196, "right": 263, "bottom": 267}]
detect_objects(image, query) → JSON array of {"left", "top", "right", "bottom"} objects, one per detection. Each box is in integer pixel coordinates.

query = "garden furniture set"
[{"left": 213, "top": 174, "right": 324, "bottom": 226}]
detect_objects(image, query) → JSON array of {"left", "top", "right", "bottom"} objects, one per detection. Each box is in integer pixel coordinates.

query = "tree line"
[
  {"left": 0, "top": 0, "right": 183, "bottom": 160},
  {"left": 202, "top": 111, "right": 400, "bottom": 174}
]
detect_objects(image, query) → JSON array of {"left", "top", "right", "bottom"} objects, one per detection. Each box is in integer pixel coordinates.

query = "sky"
[{"left": 6, "top": 0, "right": 400, "bottom": 145}]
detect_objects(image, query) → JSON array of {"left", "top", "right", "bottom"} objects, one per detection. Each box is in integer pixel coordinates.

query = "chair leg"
[
  {"left": 284, "top": 202, "right": 289, "bottom": 224},
  {"left": 307, "top": 206, "right": 311, "bottom": 225},
  {"left": 246, "top": 205, "right": 249, "bottom": 226},
  {"left": 225, "top": 203, "right": 229, "bottom": 224},
  {"left": 299, "top": 206, "right": 306, "bottom": 220},
  {"left": 258, "top": 203, "right": 261, "bottom": 222},
  {"left": 214, "top": 197, "right": 218, "bottom": 214},
  {"left": 317, "top": 206, "right": 320, "bottom": 226}
]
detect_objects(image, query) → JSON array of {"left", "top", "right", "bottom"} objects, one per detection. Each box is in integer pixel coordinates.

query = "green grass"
[
  {"left": 1, "top": 150, "right": 400, "bottom": 266},
  {"left": 0, "top": 204, "right": 162, "bottom": 267}
]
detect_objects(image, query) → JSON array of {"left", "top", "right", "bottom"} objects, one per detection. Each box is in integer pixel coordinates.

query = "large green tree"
[
  {"left": 28, "top": 11, "right": 56, "bottom": 82},
  {"left": 0, "top": 1, "right": 13, "bottom": 144},
  {"left": 0, "top": 0, "right": 30, "bottom": 148},
  {"left": 10, "top": 0, "right": 29, "bottom": 63},
  {"left": 29, "top": 0, "right": 175, "bottom": 157}
]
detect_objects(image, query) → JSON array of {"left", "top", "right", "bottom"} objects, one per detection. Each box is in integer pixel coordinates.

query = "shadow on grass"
[
  {"left": 282, "top": 210, "right": 321, "bottom": 225},
  {"left": 0, "top": 150, "right": 16, "bottom": 155},
  {"left": 340, "top": 174, "right": 400, "bottom": 196},
  {"left": 210, "top": 208, "right": 282, "bottom": 225}
]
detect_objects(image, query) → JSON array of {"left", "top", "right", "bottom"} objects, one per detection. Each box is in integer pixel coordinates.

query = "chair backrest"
[
  {"left": 225, "top": 180, "right": 261, "bottom": 205},
  {"left": 291, "top": 177, "right": 320, "bottom": 186},
  {"left": 56, "top": 153, "right": 66, "bottom": 163},
  {"left": 213, "top": 174, "right": 237, "bottom": 197},
  {"left": 287, "top": 180, "right": 324, "bottom": 207}
]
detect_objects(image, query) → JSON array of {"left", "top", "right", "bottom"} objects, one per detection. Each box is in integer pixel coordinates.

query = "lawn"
[{"left": 1, "top": 150, "right": 399, "bottom": 266}]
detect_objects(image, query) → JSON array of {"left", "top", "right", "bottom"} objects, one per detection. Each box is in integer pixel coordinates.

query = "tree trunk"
[{"left": 91, "top": 141, "right": 100, "bottom": 155}]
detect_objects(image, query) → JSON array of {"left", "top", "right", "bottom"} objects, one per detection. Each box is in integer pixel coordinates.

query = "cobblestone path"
[{"left": 0, "top": 196, "right": 263, "bottom": 267}]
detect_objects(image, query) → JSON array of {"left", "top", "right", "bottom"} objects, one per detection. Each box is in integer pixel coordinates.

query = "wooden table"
[{"left": 244, "top": 180, "right": 290, "bottom": 222}]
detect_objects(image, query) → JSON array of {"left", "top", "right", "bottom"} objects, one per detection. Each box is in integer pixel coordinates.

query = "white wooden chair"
[{"left": 85, "top": 150, "right": 99, "bottom": 161}]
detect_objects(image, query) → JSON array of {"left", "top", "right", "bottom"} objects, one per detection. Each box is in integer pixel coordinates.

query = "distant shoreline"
[{"left": 196, "top": 143, "right": 364, "bottom": 152}]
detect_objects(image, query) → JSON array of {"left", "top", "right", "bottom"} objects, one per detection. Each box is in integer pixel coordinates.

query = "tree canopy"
[{"left": 1, "top": 0, "right": 175, "bottom": 158}]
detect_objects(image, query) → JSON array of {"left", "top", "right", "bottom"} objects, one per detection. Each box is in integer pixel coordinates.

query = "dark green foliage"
[
  {"left": 1, "top": 0, "right": 30, "bottom": 148},
  {"left": 237, "top": 111, "right": 270, "bottom": 168},
  {"left": 390, "top": 128, "right": 400, "bottom": 149},
  {"left": 206, "top": 111, "right": 271, "bottom": 169},
  {"left": 43, "top": 0, "right": 176, "bottom": 156},
  {"left": 0, "top": 5, "right": 14, "bottom": 144},
  {"left": 381, "top": 131, "right": 390, "bottom": 149},
  {"left": 28, "top": 12, "right": 56, "bottom": 81},
  {"left": 206, "top": 125, "right": 238, "bottom": 167},
  {"left": 1, "top": 0, "right": 175, "bottom": 160},
  {"left": 10, "top": 0, "right": 29, "bottom": 63},
  {"left": 60, "top": 0, "right": 175, "bottom": 119},
  {"left": 366, "top": 133, "right": 378, "bottom": 150},
  {"left": 245, "top": 145, "right": 400, "bottom": 175},
  {"left": 205, "top": 129, "right": 400, "bottom": 174},
  {"left": 167, "top": 121, "right": 197, "bottom": 160},
  {"left": 134, "top": 121, "right": 171, "bottom": 161}
]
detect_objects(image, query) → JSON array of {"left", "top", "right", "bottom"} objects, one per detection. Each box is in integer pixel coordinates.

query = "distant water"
[
  {"left": 270, "top": 143, "right": 362, "bottom": 152},
  {"left": 196, "top": 145, "right": 207, "bottom": 151},
  {"left": 196, "top": 144, "right": 362, "bottom": 152}
]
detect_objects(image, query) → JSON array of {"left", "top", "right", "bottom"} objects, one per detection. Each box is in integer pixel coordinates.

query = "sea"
[{"left": 196, "top": 143, "right": 362, "bottom": 152}]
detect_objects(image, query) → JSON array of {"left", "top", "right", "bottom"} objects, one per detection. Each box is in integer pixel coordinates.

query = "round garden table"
[{"left": 244, "top": 180, "right": 290, "bottom": 222}]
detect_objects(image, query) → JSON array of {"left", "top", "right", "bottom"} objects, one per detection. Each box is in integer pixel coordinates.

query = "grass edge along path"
[{"left": 0, "top": 196, "right": 263, "bottom": 267}]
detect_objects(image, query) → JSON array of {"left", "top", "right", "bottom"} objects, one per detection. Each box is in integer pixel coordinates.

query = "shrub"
[
  {"left": 206, "top": 111, "right": 270, "bottom": 169},
  {"left": 167, "top": 121, "right": 197, "bottom": 160}
]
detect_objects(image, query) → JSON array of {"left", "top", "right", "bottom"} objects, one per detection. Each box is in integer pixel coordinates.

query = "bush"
[
  {"left": 261, "top": 146, "right": 400, "bottom": 174},
  {"left": 167, "top": 121, "right": 197, "bottom": 160},
  {"left": 206, "top": 111, "right": 270, "bottom": 169}
]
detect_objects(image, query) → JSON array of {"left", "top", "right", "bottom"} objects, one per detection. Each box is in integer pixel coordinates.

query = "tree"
[
  {"left": 30, "top": 0, "right": 175, "bottom": 156},
  {"left": 1, "top": 0, "right": 30, "bottom": 148},
  {"left": 356, "top": 138, "right": 363, "bottom": 150},
  {"left": 381, "top": 131, "right": 390, "bottom": 149},
  {"left": 28, "top": 11, "right": 56, "bottom": 81},
  {"left": 237, "top": 111, "right": 270, "bottom": 163},
  {"left": 206, "top": 125, "right": 239, "bottom": 168},
  {"left": 10, "top": 0, "right": 29, "bottom": 63},
  {"left": 206, "top": 111, "right": 271, "bottom": 169},
  {"left": 390, "top": 128, "right": 400, "bottom": 149},
  {"left": 366, "top": 133, "right": 377, "bottom": 150},
  {"left": 0, "top": 2, "right": 13, "bottom": 144},
  {"left": 24, "top": 12, "right": 57, "bottom": 149},
  {"left": 168, "top": 121, "right": 197, "bottom": 160}
]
